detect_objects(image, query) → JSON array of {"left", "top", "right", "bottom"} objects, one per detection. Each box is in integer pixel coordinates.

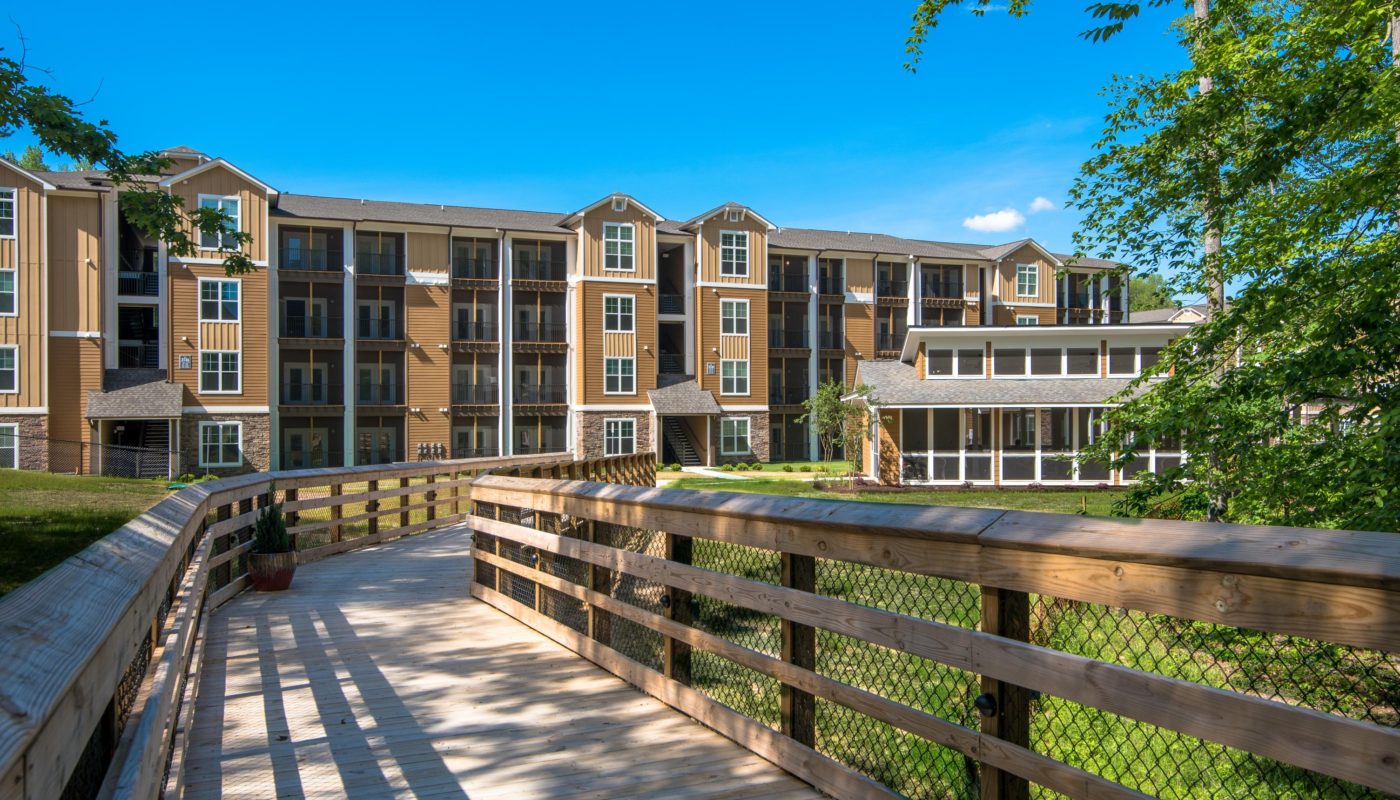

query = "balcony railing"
[
  {"left": 769, "top": 386, "right": 808, "bottom": 405},
  {"left": 452, "top": 383, "right": 498, "bottom": 404},
  {"left": 921, "top": 279, "right": 962, "bottom": 299},
  {"left": 118, "top": 271, "right": 159, "bottom": 297},
  {"left": 513, "top": 262, "right": 566, "bottom": 281},
  {"left": 279, "top": 449, "right": 345, "bottom": 470},
  {"left": 280, "top": 247, "right": 341, "bottom": 271},
  {"left": 768, "top": 328, "right": 809, "bottom": 348},
  {"left": 355, "top": 381, "right": 401, "bottom": 405},
  {"left": 659, "top": 293, "right": 684, "bottom": 315},
  {"left": 281, "top": 382, "right": 342, "bottom": 405},
  {"left": 356, "top": 252, "right": 403, "bottom": 276},
  {"left": 513, "top": 383, "right": 567, "bottom": 404},
  {"left": 280, "top": 315, "right": 343, "bottom": 339},
  {"left": 877, "top": 332, "right": 903, "bottom": 351},
  {"left": 877, "top": 279, "right": 908, "bottom": 297},
  {"left": 117, "top": 342, "right": 159, "bottom": 369},
  {"left": 452, "top": 446, "right": 500, "bottom": 459},
  {"left": 513, "top": 442, "right": 569, "bottom": 455},
  {"left": 356, "top": 315, "right": 401, "bottom": 340},
  {"left": 818, "top": 277, "right": 844, "bottom": 296},
  {"left": 453, "top": 258, "right": 498, "bottom": 280},
  {"left": 767, "top": 271, "right": 808, "bottom": 293},
  {"left": 454, "top": 320, "right": 498, "bottom": 341},
  {"left": 514, "top": 321, "right": 567, "bottom": 343},
  {"left": 817, "top": 332, "right": 842, "bottom": 350}
]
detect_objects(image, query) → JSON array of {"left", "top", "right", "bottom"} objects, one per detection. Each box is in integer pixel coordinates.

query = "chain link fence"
[{"left": 6, "top": 432, "right": 179, "bottom": 479}]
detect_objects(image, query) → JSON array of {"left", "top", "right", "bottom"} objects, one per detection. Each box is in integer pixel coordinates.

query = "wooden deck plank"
[{"left": 182, "top": 528, "right": 822, "bottom": 799}]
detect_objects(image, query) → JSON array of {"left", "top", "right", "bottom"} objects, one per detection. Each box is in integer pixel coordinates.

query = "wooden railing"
[
  {"left": 0, "top": 451, "right": 654, "bottom": 800},
  {"left": 466, "top": 478, "right": 1400, "bottom": 799}
]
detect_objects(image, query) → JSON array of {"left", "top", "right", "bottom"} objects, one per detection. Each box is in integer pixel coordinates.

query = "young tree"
[
  {"left": 798, "top": 380, "right": 875, "bottom": 472},
  {"left": 0, "top": 42, "right": 253, "bottom": 274},
  {"left": 904, "top": 2, "right": 1400, "bottom": 531}
]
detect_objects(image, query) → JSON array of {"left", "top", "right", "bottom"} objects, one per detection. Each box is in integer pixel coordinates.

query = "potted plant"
[{"left": 248, "top": 495, "right": 296, "bottom": 591}]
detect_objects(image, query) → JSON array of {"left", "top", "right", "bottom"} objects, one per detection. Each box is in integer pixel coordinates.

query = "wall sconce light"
[
  {"left": 181, "top": 336, "right": 190, "bottom": 344},
  {"left": 642, "top": 344, "right": 651, "bottom": 351},
  {"left": 711, "top": 347, "right": 719, "bottom": 354},
  {"left": 711, "top": 288, "right": 719, "bottom": 295},
  {"left": 409, "top": 342, "right": 420, "bottom": 349},
  {"left": 437, "top": 343, "right": 449, "bottom": 350},
  {"left": 439, "top": 407, "right": 450, "bottom": 414},
  {"left": 410, "top": 407, "right": 422, "bottom": 414}
]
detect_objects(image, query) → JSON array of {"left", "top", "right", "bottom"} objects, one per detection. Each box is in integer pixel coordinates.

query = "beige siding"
[
  {"left": 994, "top": 305, "right": 1057, "bottom": 325},
  {"left": 580, "top": 205, "right": 655, "bottom": 279},
  {"left": 719, "top": 335, "right": 748, "bottom": 360},
  {"left": 172, "top": 265, "right": 268, "bottom": 407},
  {"left": 994, "top": 244, "right": 1057, "bottom": 305},
  {"left": 0, "top": 164, "right": 46, "bottom": 408},
  {"left": 603, "top": 332, "right": 635, "bottom": 358},
  {"left": 166, "top": 165, "right": 269, "bottom": 262},
  {"left": 46, "top": 336, "right": 103, "bottom": 445},
  {"left": 846, "top": 258, "right": 874, "bottom": 296},
  {"left": 577, "top": 281, "right": 655, "bottom": 405},
  {"left": 200, "top": 322, "right": 240, "bottom": 351},
  {"left": 406, "top": 284, "right": 451, "bottom": 452},
  {"left": 47, "top": 194, "right": 103, "bottom": 333},
  {"left": 697, "top": 216, "right": 767, "bottom": 287},
  {"left": 844, "top": 302, "right": 873, "bottom": 389},
  {"left": 697, "top": 287, "right": 766, "bottom": 406},
  {"left": 408, "top": 231, "right": 450, "bottom": 272}
]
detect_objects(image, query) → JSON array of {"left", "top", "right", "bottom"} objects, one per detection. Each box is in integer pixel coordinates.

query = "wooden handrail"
[
  {"left": 0, "top": 450, "right": 654, "bottom": 800},
  {"left": 467, "top": 477, "right": 1400, "bottom": 799}
]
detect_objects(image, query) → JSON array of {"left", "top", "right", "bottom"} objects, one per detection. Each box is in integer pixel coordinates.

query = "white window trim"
[
  {"left": 720, "top": 359, "right": 749, "bottom": 396},
  {"left": 924, "top": 347, "right": 986, "bottom": 380},
  {"left": 1016, "top": 263, "right": 1039, "bottom": 298},
  {"left": 720, "top": 416, "right": 751, "bottom": 456},
  {"left": 0, "top": 345, "right": 17, "bottom": 394},
  {"left": 602, "top": 222, "right": 636, "bottom": 272},
  {"left": 0, "top": 267, "right": 16, "bottom": 318},
  {"left": 0, "top": 187, "right": 16, "bottom": 240},
  {"left": 0, "top": 422, "right": 16, "bottom": 469},
  {"left": 603, "top": 417, "right": 637, "bottom": 456},
  {"left": 1015, "top": 315, "right": 1039, "bottom": 326},
  {"left": 1107, "top": 346, "right": 1141, "bottom": 377},
  {"left": 198, "top": 277, "right": 241, "bottom": 323},
  {"left": 603, "top": 293, "right": 636, "bottom": 333},
  {"left": 199, "top": 349, "right": 242, "bottom": 395},
  {"left": 720, "top": 298, "right": 750, "bottom": 337},
  {"left": 603, "top": 356, "right": 636, "bottom": 395},
  {"left": 720, "top": 230, "right": 749, "bottom": 277},
  {"left": 198, "top": 420, "right": 244, "bottom": 468},
  {"left": 197, "top": 193, "right": 242, "bottom": 250}
]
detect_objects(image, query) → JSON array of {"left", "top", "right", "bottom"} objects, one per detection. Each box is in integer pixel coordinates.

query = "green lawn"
[
  {"left": 664, "top": 476, "right": 1123, "bottom": 517},
  {"left": 0, "top": 471, "right": 173, "bottom": 597}
]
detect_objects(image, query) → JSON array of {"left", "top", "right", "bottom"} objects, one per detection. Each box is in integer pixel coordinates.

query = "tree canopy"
[
  {"left": 906, "top": 2, "right": 1400, "bottom": 531},
  {"left": 1129, "top": 273, "right": 1176, "bottom": 312}
]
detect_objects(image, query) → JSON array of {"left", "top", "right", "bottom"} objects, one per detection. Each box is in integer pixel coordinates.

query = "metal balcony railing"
[
  {"left": 454, "top": 321, "right": 498, "bottom": 341},
  {"left": 769, "top": 386, "right": 808, "bottom": 405},
  {"left": 452, "top": 446, "right": 500, "bottom": 459},
  {"left": 877, "top": 279, "right": 908, "bottom": 297},
  {"left": 659, "top": 293, "right": 684, "bottom": 315},
  {"left": 355, "top": 381, "right": 401, "bottom": 405},
  {"left": 356, "top": 252, "right": 403, "bottom": 275},
  {"left": 921, "top": 279, "right": 962, "bottom": 299},
  {"left": 117, "top": 343, "right": 160, "bottom": 369},
  {"left": 768, "top": 328, "right": 809, "bottom": 348},
  {"left": 452, "top": 383, "right": 498, "bottom": 404},
  {"left": 818, "top": 277, "right": 844, "bottom": 296},
  {"left": 118, "top": 271, "right": 160, "bottom": 297},
  {"left": 513, "top": 262, "right": 566, "bottom": 281},
  {"left": 453, "top": 258, "right": 498, "bottom": 280},
  {"left": 356, "top": 315, "right": 401, "bottom": 340},
  {"left": 280, "top": 315, "right": 343, "bottom": 339},
  {"left": 877, "top": 332, "right": 903, "bottom": 351},
  {"left": 513, "top": 322, "right": 567, "bottom": 343},
  {"left": 513, "top": 383, "right": 567, "bottom": 404},
  {"left": 280, "top": 247, "right": 340, "bottom": 271},
  {"left": 818, "top": 332, "right": 843, "bottom": 350},
  {"left": 767, "top": 271, "right": 808, "bottom": 293},
  {"left": 281, "top": 382, "right": 342, "bottom": 405}
]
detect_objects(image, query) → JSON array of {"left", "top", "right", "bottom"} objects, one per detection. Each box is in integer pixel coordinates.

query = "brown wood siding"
[
  {"left": 406, "top": 284, "right": 451, "bottom": 452},
  {"left": 697, "top": 216, "right": 767, "bottom": 287},
  {"left": 994, "top": 305, "right": 1057, "bottom": 325},
  {"left": 913, "top": 342, "right": 926, "bottom": 379},
  {"left": 578, "top": 281, "right": 655, "bottom": 405},
  {"left": 408, "top": 231, "right": 450, "bottom": 272},
  {"left": 47, "top": 194, "right": 103, "bottom": 333},
  {"left": 878, "top": 412, "right": 901, "bottom": 485},
  {"left": 697, "top": 287, "right": 767, "bottom": 406},
  {"left": 845, "top": 258, "right": 874, "bottom": 296},
  {"left": 171, "top": 265, "right": 268, "bottom": 407},
  {"left": 0, "top": 165, "right": 46, "bottom": 408},
  {"left": 46, "top": 336, "right": 102, "bottom": 445},
  {"left": 994, "top": 244, "right": 1057, "bottom": 305},
  {"left": 844, "top": 302, "right": 873, "bottom": 389},
  {"left": 166, "top": 165, "right": 269, "bottom": 262},
  {"left": 580, "top": 205, "right": 655, "bottom": 280}
]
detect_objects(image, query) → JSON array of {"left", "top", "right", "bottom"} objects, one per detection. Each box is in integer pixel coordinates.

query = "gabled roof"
[
  {"left": 157, "top": 157, "right": 278, "bottom": 196},
  {"left": 854, "top": 360, "right": 1145, "bottom": 407},
  {"left": 679, "top": 202, "right": 777, "bottom": 232},
  {"left": 559, "top": 193, "right": 664, "bottom": 227},
  {"left": 0, "top": 156, "right": 57, "bottom": 191},
  {"left": 87, "top": 370, "right": 184, "bottom": 420},
  {"left": 978, "top": 237, "right": 1062, "bottom": 266},
  {"left": 1131, "top": 303, "right": 1211, "bottom": 324},
  {"left": 160, "top": 145, "right": 208, "bottom": 157},
  {"left": 648, "top": 375, "right": 722, "bottom": 415}
]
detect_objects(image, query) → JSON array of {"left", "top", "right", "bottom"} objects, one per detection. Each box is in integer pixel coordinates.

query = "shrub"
[
  {"left": 782, "top": 464, "right": 795, "bottom": 473},
  {"left": 720, "top": 463, "right": 735, "bottom": 471},
  {"left": 960, "top": 480, "right": 975, "bottom": 490},
  {"left": 812, "top": 479, "right": 828, "bottom": 490},
  {"left": 668, "top": 463, "right": 682, "bottom": 471},
  {"left": 252, "top": 500, "right": 292, "bottom": 554}
]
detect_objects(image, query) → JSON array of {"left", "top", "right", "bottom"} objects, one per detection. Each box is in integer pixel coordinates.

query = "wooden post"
[
  {"left": 781, "top": 552, "right": 817, "bottom": 747},
  {"left": 426, "top": 474, "right": 437, "bottom": 523},
  {"left": 215, "top": 503, "right": 232, "bottom": 588},
  {"left": 367, "top": 479, "right": 380, "bottom": 536},
  {"left": 588, "top": 521, "right": 612, "bottom": 647},
  {"left": 399, "top": 476, "right": 410, "bottom": 528},
  {"left": 664, "top": 532, "right": 693, "bottom": 684},
  {"left": 979, "top": 586, "right": 1031, "bottom": 800},
  {"left": 329, "top": 483, "right": 342, "bottom": 543},
  {"left": 284, "top": 487, "right": 299, "bottom": 529}
]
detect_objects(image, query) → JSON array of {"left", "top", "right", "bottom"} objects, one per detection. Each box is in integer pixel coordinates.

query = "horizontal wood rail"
[
  {"left": 0, "top": 451, "right": 654, "bottom": 800},
  {"left": 466, "top": 478, "right": 1400, "bottom": 799}
]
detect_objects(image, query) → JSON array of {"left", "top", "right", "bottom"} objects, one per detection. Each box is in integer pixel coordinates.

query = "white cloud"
[
  {"left": 962, "top": 208, "right": 1025, "bottom": 233},
  {"left": 1028, "top": 196, "right": 1057, "bottom": 214}
]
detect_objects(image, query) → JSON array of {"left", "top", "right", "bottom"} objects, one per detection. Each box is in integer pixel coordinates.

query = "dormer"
[
  {"left": 679, "top": 203, "right": 776, "bottom": 287},
  {"left": 158, "top": 158, "right": 278, "bottom": 266},
  {"left": 561, "top": 193, "right": 663, "bottom": 279}
]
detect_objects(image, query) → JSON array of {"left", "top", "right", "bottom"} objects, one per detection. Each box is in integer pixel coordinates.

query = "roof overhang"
[
  {"left": 158, "top": 157, "right": 279, "bottom": 197},
  {"left": 680, "top": 203, "right": 777, "bottom": 232},
  {"left": 560, "top": 193, "right": 664, "bottom": 227},
  {"left": 898, "top": 322, "right": 1193, "bottom": 361},
  {"left": 0, "top": 157, "right": 57, "bottom": 191}
]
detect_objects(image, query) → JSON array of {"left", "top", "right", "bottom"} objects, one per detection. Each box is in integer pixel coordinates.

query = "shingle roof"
[
  {"left": 767, "top": 228, "right": 990, "bottom": 260},
  {"left": 1131, "top": 303, "right": 1211, "bottom": 324},
  {"left": 273, "top": 194, "right": 571, "bottom": 234},
  {"left": 88, "top": 370, "right": 185, "bottom": 419},
  {"left": 854, "top": 360, "right": 1142, "bottom": 406},
  {"left": 34, "top": 170, "right": 160, "bottom": 191},
  {"left": 648, "top": 376, "right": 722, "bottom": 416}
]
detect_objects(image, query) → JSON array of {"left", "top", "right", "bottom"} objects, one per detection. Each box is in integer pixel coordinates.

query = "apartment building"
[{"left": 0, "top": 147, "right": 1178, "bottom": 485}]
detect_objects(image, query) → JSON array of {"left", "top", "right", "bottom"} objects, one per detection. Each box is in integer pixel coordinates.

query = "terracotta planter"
[{"left": 248, "top": 551, "right": 297, "bottom": 591}]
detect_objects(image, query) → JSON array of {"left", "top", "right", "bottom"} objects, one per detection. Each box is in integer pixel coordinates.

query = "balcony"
[
  {"left": 769, "top": 328, "right": 809, "bottom": 349},
  {"left": 659, "top": 293, "right": 684, "bottom": 315},
  {"left": 818, "top": 277, "right": 844, "bottom": 296},
  {"left": 356, "top": 252, "right": 403, "bottom": 276},
  {"left": 513, "top": 383, "right": 567, "bottom": 404},
  {"left": 513, "top": 261, "right": 566, "bottom": 282},
  {"left": 355, "top": 381, "right": 402, "bottom": 405},
  {"left": 281, "top": 382, "right": 342, "bottom": 406},
  {"left": 877, "top": 280, "right": 908, "bottom": 298},
  {"left": 452, "top": 383, "right": 498, "bottom": 404},
  {"left": 280, "top": 315, "right": 343, "bottom": 339},
  {"left": 767, "top": 270, "right": 808, "bottom": 293},
  {"left": 118, "top": 271, "right": 159, "bottom": 298},
  {"left": 921, "top": 278, "right": 962, "bottom": 300},
  {"left": 769, "top": 386, "right": 808, "bottom": 406},
  {"left": 818, "top": 332, "right": 843, "bottom": 350},
  {"left": 356, "top": 315, "right": 401, "bottom": 341},
  {"left": 280, "top": 247, "right": 340, "bottom": 272},
  {"left": 452, "top": 445, "right": 500, "bottom": 459},
  {"left": 453, "top": 258, "right": 498, "bottom": 281},
  {"left": 454, "top": 321, "right": 498, "bottom": 342},
  {"left": 514, "top": 322, "right": 567, "bottom": 343},
  {"left": 877, "top": 332, "right": 903, "bottom": 352}
]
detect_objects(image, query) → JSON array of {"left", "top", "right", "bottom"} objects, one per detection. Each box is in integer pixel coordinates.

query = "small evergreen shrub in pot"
[{"left": 248, "top": 495, "right": 296, "bottom": 592}]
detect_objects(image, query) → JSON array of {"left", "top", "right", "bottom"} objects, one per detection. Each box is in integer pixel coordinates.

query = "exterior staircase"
[
  {"left": 659, "top": 353, "right": 684, "bottom": 375},
  {"left": 662, "top": 418, "right": 701, "bottom": 467}
]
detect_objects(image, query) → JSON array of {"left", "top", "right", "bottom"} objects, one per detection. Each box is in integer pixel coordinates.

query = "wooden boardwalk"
[{"left": 182, "top": 528, "right": 822, "bottom": 800}]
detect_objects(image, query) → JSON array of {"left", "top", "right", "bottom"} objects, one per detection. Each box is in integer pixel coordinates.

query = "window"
[
  {"left": 0, "top": 270, "right": 13, "bottom": 315},
  {"left": 1016, "top": 263, "right": 1038, "bottom": 297},
  {"left": 721, "top": 360, "right": 749, "bottom": 395},
  {"left": 926, "top": 349, "right": 953, "bottom": 376},
  {"left": 1067, "top": 347, "right": 1099, "bottom": 375},
  {"left": 199, "top": 421, "right": 242, "bottom": 467},
  {"left": 200, "top": 351, "right": 240, "bottom": 393},
  {"left": 0, "top": 346, "right": 15, "bottom": 393},
  {"left": 958, "top": 348, "right": 984, "bottom": 377},
  {"left": 603, "top": 222, "right": 635, "bottom": 271},
  {"left": 720, "top": 299, "right": 748, "bottom": 335},
  {"left": 199, "top": 279, "right": 240, "bottom": 322},
  {"left": 604, "top": 418, "right": 636, "bottom": 455},
  {"left": 1031, "top": 348, "right": 1061, "bottom": 375},
  {"left": 603, "top": 295, "right": 634, "bottom": 333},
  {"left": 198, "top": 195, "right": 240, "bottom": 249},
  {"left": 721, "top": 417, "right": 750, "bottom": 455},
  {"left": 611, "top": 196, "right": 627, "bottom": 212},
  {"left": 0, "top": 423, "right": 14, "bottom": 468},
  {"left": 1015, "top": 315, "right": 1039, "bottom": 326},
  {"left": 926, "top": 347, "right": 985, "bottom": 378},
  {"left": 1141, "top": 346, "right": 1163, "bottom": 372},
  {"left": 720, "top": 231, "right": 748, "bottom": 276},
  {"left": 1108, "top": 347, "right": 1137, "bottom": 375},
  {"left": 993, "top": 348, "right": 1026, "bottom": 376},
  {"left": 604, "top": 357, "right": 635, "bottom": 394},
  {"left": 0, "top": 188, "right": 15, "bottom": 238}
]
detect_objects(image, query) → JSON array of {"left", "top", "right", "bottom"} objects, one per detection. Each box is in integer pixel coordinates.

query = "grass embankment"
[{"left": 0, "top": 471, "right": 173, "bottom": 596}]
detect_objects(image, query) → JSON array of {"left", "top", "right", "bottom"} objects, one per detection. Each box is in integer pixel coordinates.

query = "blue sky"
[{"left": 5, "top": 1, "right": 1186, "bottom": 254}]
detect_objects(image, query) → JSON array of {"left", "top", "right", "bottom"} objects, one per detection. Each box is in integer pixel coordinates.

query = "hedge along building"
[{"left": 0, "top": 148, "right": 1164, "bottom": 482}]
